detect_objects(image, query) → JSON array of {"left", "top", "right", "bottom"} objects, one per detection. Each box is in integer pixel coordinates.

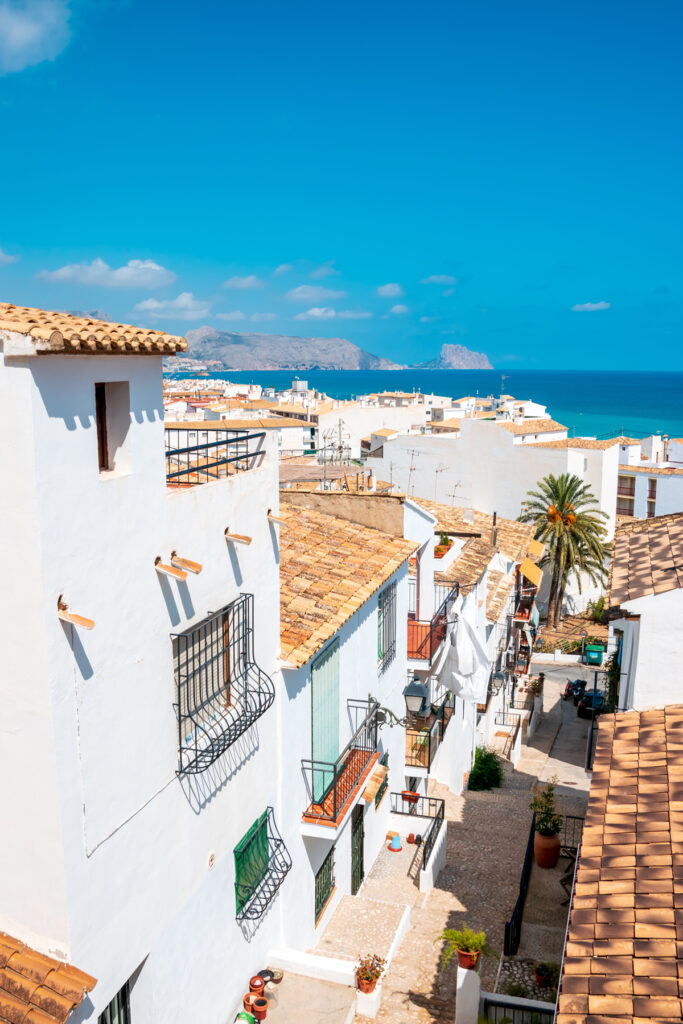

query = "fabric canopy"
[
  {"left": 520, "top": 557, "right": 543, "bottom": 588},
  {"left": 531, "top": 604, "right": 540, "bottom": 628},
  {"left": 528, "top": 539, "right": 546, "bottom": 559},
  {"left": 439, "top": 616, "right": 492, "bottom": 704}
]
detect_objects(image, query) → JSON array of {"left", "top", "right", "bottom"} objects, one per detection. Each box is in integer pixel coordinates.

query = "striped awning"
[{"left": 520, "top": 557, "right": 543, "bottom": 588}]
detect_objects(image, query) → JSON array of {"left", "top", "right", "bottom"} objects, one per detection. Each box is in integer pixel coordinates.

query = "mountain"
[
  {"left": 183, "top": 327, "right": 402, "bottom": 370},
  {"left": 415, "top": 343, "right": 493, "bottom": 370}
]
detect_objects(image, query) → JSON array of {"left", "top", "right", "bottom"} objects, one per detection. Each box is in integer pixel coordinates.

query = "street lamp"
[
  {"left": 490, "top": 671, "right": 506, "bottom": 696},
  {"left": 368, "top": 679, "right": 429, "bottom": 728}
]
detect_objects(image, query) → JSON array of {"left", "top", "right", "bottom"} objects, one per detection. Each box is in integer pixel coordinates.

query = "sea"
[{"left": 166, "top": 369, "right": 683, "bottom": 440}]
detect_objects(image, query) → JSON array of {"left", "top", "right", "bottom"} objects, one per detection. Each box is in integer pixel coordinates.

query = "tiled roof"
[
  {"left": 279, "top": 502, "right": 418, "bottom": 668},
  {"left": 619, "top": 463, "right": 683, "bottom": 477},
  {"left": 0, "top": 932, "right": 96, "bottom": 1023},
  {"left": 436, "top": 536, "right": 496, "bottom": 592},
  {"left": 556, "top": 706, "right": 683, "bottom": 1024},
  {"left": 410, "top": 498, "right": 535, "bottom": 563},
  {"left": 430, "top": 418, "right": 462, "bottom": 431},
  {"left": 371, "top": 427, "right": 400, "bottom": 437},
  {"left": 496, "top": 417, "right": 567, "bottom": 435},
  {"left": 608, "top": 512, "right": 683, "bottom": 606},
  {"left": 0, "top": 303, "right": 186, "bottom": 355},
  {"left": 486, "top": 570, "right": 515, "bottom": 622},
  {"left": 526, "top": 437, "right": 635, "bottom": 451}
]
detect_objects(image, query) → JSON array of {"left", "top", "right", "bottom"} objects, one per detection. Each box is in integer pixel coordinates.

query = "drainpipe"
[{"left": 492, "top": 511, "right": 498, "bottom": 548}]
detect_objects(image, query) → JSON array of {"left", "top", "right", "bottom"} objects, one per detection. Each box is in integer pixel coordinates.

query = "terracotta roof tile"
[
  {"left": 607, "top": 512, "right": 683, "bottom": 606},
  {"left": 410, "top": 498, "right": 535, "bottom": 562},
  {"left": 0, "top": 933, "right": 95, "bottom": 1023},
  {"left": 558, "top": 706, "right": 683, "bottom": 1021},
  {"left": 496, "top": 417, "right": 567, "bottom": 435},
  {"left": 278, "top": 502, "right": 418, "bottom": 668},
  {"left": 0, "top": 303, "right": 186, "bottom": 355}
]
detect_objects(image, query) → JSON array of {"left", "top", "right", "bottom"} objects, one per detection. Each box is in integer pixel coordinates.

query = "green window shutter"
[
  {"left": 311, "top": 640, "right": 340, "bottom": 802},
  {"left": 234, "top": 811, "right": 269, "bottom": 915}
]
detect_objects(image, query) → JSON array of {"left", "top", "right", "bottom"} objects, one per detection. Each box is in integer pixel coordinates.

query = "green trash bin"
[{"left": 585, "top": 644, "right": 605, "bottom": 666}]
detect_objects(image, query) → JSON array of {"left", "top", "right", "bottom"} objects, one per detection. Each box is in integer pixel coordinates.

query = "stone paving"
[{"left": 351, "top": 668, "right": 590, "bottom": 1024}]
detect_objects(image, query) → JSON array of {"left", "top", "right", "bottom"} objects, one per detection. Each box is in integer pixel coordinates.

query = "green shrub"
[
  {"left": 506, "top": 982, "right": 528, "bottom": 998},
  {"left": 468, "top": 747, "right": 503, "bottom": 791}
]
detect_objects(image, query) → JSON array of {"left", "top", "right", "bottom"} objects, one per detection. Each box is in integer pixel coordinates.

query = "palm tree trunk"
[{"left": 546, "top": 558, "right": 561, "bottom": 629}]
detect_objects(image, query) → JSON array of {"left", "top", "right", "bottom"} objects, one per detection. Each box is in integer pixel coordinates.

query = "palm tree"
[{"left": 519, "top": 473, "right": 610, "bottom": 628}]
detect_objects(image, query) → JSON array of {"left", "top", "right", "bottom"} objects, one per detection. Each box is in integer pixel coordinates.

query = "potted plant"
[
  {"left": 530, "top": 780, "right": 564, "bottom": 868},
  {"left": 435, "top": 531, "right": 454, "bottom": 558},
  {"left": 534, "top": 962, "right": 560, "bottom": 989},
  {"left": 355, "top": 954, "right": 386, "bottom": 994},
  {"left": 436, "top": 924, "right": 494, "bottom": 971},
  {"left": 401, "top": 789, "right": 420, "bottom": 805}
]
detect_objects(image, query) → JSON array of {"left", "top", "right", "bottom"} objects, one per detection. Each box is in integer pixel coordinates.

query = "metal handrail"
[
  {"left": 503, "top": 812, "right": 536, "bottom": 955},
  {"left": 389, "top": 793, "right": 445, "bottom": 870},
  {"left": 301, "top": 700, "right": 379, "bottom": 822},
  {"left": 407, "top": 582, "right": 459, "bottom": 662},
  {"left": 165, "top": 430, "right": 266, "bottom": 484}
]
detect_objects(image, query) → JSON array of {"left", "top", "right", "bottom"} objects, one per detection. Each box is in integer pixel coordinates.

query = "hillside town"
[{"left": 1, "top": 303, "right": 683, "bottom": 1024}]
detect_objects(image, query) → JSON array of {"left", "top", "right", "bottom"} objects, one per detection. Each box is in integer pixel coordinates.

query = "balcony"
[
  {"left": 513, "top": 592, "right": 535, "bottom": 621},
  {"left": 165, "top": 428, "right": 266, "bottom": 487},
  {"left": 407, "top": 583, "right": 459, "bottom": 663},
  {"left": 301, "top": 700, "right": 379, "bottom": 828},
  {"left": 405, "top": 694, "right": 455, "bottom": 771},
  {"left": 616, "top": 484, "right": 635, "bottom": 498}
]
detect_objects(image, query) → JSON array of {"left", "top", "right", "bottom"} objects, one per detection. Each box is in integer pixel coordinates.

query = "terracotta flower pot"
[
  {"left": 243, "top": 994, "right": 259, "bottom": 1013},
  {"left": 401, "top": 790, "right": 419, "bottom": 805},
  {"left": 456, "top": 949, "right": 480, "bottom": 970},
  {"left": 534, "top": 831, "right": 561, "bottom": 869},
  {"left": 535, "top": 969, "right": 551, "bottom": 988},
  {"left": 407, "top": 833, "right": 415, "bottom": 844},
  {"left": 249, "top": 976, "right": 265, "bottom": 995},
  {"left": 357, "top": 975, "right": 378, "bottom": 994},
  {"left": 252, "top": 997, "right": 268, "bottom": 1021}
]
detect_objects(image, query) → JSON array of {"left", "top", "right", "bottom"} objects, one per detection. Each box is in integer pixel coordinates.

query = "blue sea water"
[{"left": 168, "top": 369, "right": 683, "bottom": 440}]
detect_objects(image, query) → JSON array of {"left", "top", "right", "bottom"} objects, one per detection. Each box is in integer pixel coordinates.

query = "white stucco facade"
[{"left": 610, "top": 588, "right": 683, "bottom": 711}]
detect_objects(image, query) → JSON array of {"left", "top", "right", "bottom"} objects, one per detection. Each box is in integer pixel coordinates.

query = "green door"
[
  {"left": 311, "top": 640, "right": 340, "bottom": 802},
  {"left": 351, "top": 803, "right": 365, "bottom": 895}
]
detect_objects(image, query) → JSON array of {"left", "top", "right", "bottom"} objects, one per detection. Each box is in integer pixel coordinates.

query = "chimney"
[{"left": 492, "top": 511, "right": 498, "bottom": 548}]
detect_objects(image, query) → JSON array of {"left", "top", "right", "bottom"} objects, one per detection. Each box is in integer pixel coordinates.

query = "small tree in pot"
[
  {"left": 530, "top": 780, "right": 564, "bottom": 868},
  {"left": 437, "top": 923, "right": 494, "bottom": 971},
  {"left": 355, "top": 954, "right": 386, "bottom": 994}
]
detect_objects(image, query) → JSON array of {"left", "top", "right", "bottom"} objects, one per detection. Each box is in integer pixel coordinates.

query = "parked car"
[
  {"left": 577, "top": 692, "right": 613, "bottom": 719},
  {"left": 563, "top": 679, "right": 586, "bottom": 702}
]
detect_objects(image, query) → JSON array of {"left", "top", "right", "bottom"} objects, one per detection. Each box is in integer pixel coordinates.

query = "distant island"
[{"left": 165, "top": 328, "right": 492, "bottom": 371}]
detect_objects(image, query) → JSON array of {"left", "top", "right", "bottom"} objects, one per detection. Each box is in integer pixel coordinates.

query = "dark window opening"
[
  {"left": 314, "top": 845, "right": 335, "bottom": 923},
  {"left": 95, "top": 383, "right": 109, "bottom": 471},
  {"left": 98, "top": 981, "right": 130, "bottom": 1024}
]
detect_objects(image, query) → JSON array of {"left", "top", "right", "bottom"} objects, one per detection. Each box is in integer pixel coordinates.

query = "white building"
[{"left": 607, "top": 512, "right": 683, "bottom": 711}]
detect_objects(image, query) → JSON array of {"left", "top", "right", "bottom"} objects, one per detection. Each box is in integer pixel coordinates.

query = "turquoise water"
[{"left": 167, "top": 369, "right": 683, "bottom": 439}]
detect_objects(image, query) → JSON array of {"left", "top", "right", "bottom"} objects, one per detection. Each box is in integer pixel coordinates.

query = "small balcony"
[
  {"left": 616, "top": 484, "right": 635, "bottom": 498},
  {"left": 405, "top": 694, "right": 455, "bottom": 772},
  {"left": 513, "top": 592, "right": 535, "bottom": 621},
  {"left": 301, "top": 700, "right": 379, "bottom": 829},
  {"left": 165, "top": 428, "right": 266, "bottom": 487},
  {"left": 407, "top": 583, "right": 459, "bottom": 663}
]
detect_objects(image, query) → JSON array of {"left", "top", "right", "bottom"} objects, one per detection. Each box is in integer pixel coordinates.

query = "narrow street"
[{"left": 355, "top": 666, "right": 590, "bottom": 1024}]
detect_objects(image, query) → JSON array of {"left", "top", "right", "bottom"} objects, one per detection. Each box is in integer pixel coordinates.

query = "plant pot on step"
[
  {"left": 243, "top": 994, "right": 259, "bottom": 1014},
  {"left": 535, "top": 968, "right": 551, "bottom": 988},
  {"left": 534, "top": 831, "right": 561, "bottom": 869},
  {"left": 357, "top": 976, "right": 378, "bottom": 994},
  {"left": 249, "top": 976, "right": 265, "bottom": 996},
  {"left": 456, "top": 949, "right": 480, "bottom": 970},
  {"left": 252, "top": 998, "right": 268, "bottom": 1021}
]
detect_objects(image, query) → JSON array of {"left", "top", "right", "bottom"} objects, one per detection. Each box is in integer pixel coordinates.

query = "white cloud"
[
  {"left": 134, "top": 292, "right": 209, "bottom": 321},
  {"left": 442, "top": 288, "right": 455, "bottom": 297},
  {"left": 286, "top": 284, "right": 346, "bottom": 302},
  {"left": 38, "top": 257, "right": 176, "bottom": 288},
  {"left": 0, "top": 246, "right": 17, "bottom": 264},
  {"left": 571, "top": 301, "right": 611, "bottom": 312},
  {"left": 421, "top": 274, "right": 457, "bottom": 285},
  {"left": 390, "top": 304, "right": 408, "bottom": 314},
  {"left": 419, "top": 315, "right": 438, "bottom": 324},
  {"left": 310, "top": 260, "right": 339, "bottom": 279},
  {"left": 377, "top": 283, "right": 403, "bottom": 297},
  {"left": 250, "top": 312, "right": 277, "bottom": 322},
  {"left": 0, "top": 0, "right": 70, "bottom": 74},
  {"left": 273, "top": 264, "right": 293, "bottom": 276},
  {"left": 216, "top": 310, "right": 247, "bottom": 321},
  {"left": 294, "top": 307, "right": 371, "bottom": 321},
  {"left": 223, "top": 274, "right": 263, "bottom": 289}
]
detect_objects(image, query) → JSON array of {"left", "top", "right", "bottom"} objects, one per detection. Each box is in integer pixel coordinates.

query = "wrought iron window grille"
[
  {"left": 172, "top": 593, "right": 275, "bottom": 775},
  {"left": 314, "top": 845, "right": 335, "bottom": 923},
  {"left": 378, "top": 581, "right": 397, "bottom": 673},
  {"left": 234, "top": 807, "right": 292, "bottom": 922}
]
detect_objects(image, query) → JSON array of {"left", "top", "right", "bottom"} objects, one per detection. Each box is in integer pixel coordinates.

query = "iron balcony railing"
[
  {"left": 408, "top": 577, "right": 453, "bottom": 616},
  {"left": 407, "top": 582, "right": 459, "bottom": 662},
  {"left": 480, "top": 995, "right": 554, "bottom": 1023},
  {"left": 504, "top": 812, "right": 536, "bottom": 955},
  {"left": 389, "top": 792, "right": 445, "bottom": 870},
  {"left": 405, "top": 695, "right": 455, "bottom": 770},
  {"left": 616, "top": 484, "right": 635, "bottom": 497},
  {"left": 513, "top": 593, "right": 535, "bottom": 621},
  {"left": 165, "top": 429, "right": 266, "bottom": 486},
  {"left": 301, "top": 700, "right": 379, "bottom": 824},
  {"left": 494, "top": 711, "right": 522, "bottom": 760}
]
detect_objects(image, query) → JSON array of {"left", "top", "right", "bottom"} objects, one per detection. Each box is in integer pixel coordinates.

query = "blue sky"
[{"left": 0, "top": 0, "right": 681, "bottom": 369}]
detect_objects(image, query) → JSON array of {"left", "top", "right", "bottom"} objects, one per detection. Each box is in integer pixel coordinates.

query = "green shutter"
[
  {"left": 234, "top": 811, "right": 269, "bottom": 915},
  {"left": 311, "top": 640, "right": 340, "bottom": 802}
]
